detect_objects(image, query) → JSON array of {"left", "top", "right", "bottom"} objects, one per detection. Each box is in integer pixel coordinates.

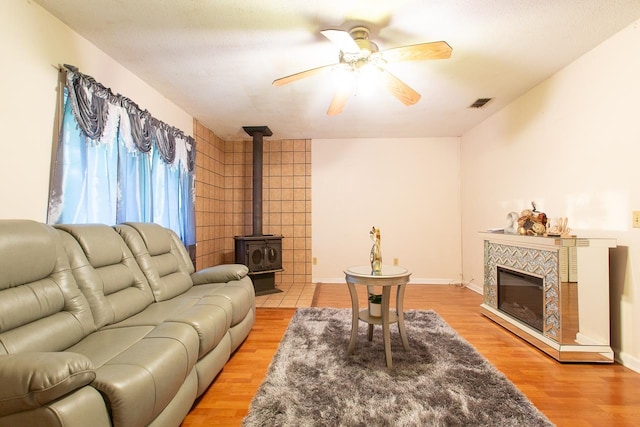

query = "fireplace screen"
[{"left": 497, "top": 266, "right": 543, "bottom": 332}]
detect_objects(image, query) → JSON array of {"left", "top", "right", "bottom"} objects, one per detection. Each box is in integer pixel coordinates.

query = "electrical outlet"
[
  {"left": 634, "top": 211, "right": 640, "bottom": 228},
  {"left": 312, "top": 257, "right": 317, "bottom": 265},
  {"left": 393, "top": 258, "right": 399, "bottom": 266}
]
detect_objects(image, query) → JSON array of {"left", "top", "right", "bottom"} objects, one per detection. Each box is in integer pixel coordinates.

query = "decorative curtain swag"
[{"left": 48, "top": 65, "right": 196, "bottom": 246}]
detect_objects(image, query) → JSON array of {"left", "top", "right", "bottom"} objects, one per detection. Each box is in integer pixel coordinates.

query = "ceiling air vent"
[{"left": 468, "top": 98, "right": 493, "bottom": 109}]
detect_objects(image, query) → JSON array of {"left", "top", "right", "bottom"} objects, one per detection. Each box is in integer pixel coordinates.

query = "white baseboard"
[
  {"left": 616, "top": 350, "right": 640, "bottom": 374},
  {"left": 408, "top": 278, "right": 465, "bottom": 285},
  {"left": 465, "top": 282, "right": 483, "bottom": 294}
]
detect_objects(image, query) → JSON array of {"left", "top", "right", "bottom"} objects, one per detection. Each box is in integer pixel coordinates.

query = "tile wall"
[
  {"left": 193, "top": 120, "right": 312, "bottom": 286},
  {"left": 193, "top": 122, "right": 227, "bottom": 268}
]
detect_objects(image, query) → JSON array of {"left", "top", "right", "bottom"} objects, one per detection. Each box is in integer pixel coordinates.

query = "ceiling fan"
[{"left": 272, "top": 26, "right": 452, "bottom": 116}]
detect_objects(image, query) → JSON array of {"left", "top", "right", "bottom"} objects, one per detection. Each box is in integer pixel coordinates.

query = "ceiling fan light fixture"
[
  {"left": 355, "top": 39, "right": 378, "bottom": 57},
  {"left": 273, "top": 26, "right": 452, "bottom": 115},
  {"left": 331, "top": 65, "right": 356, "bottom": 89},
  {"left": 355, "top": 63, "right": 382, "bottom": 96},
  {"left": 349, "top": 26, "right": 371, "bottom": 41}
]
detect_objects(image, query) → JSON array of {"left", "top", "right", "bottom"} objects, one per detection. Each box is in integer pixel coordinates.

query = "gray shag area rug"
[{"left": 243, "top": 307, "right": 554, "bottom": 427}]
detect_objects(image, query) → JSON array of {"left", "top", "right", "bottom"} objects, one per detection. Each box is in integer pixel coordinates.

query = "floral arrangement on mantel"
[
  {"left": 505, "top": 201, "right": 571, "bottom": 237},
  {"left": 517, "top": 201, "right": 547, "bottom": 235},
  {"left": 547, "top": 217, "right": 572, "bottom": 237}
]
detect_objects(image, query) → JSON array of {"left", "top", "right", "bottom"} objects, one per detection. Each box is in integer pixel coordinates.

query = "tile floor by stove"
[{"left": 254, "top": 282, "right": 317, "bottom": 308}]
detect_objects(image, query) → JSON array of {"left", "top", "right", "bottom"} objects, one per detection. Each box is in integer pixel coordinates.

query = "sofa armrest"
[
  {"left": 0, "top": 352, "right": 95, "bottom": 417},
  {"left": 191, "top": 264, "right": 249, "bottom": 285}
]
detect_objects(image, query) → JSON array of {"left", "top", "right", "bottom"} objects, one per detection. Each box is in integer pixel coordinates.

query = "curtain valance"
[{"left": 63, "top": 64, "right": 195, "bottom": 171}]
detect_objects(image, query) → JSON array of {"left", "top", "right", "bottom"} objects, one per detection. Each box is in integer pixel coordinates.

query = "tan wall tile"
[{"left": 194, "top": 121, "right": 311, "bottom": 284}]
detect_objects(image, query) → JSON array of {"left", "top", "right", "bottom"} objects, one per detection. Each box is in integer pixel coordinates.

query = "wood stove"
[
  {"left": 234, "top": 126, "right": 283, "bottom": 295},
  {"left": 234, "top": 234, "right": 283, "bottom": 295}
]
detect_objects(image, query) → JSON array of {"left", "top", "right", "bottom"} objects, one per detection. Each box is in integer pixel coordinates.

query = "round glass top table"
[{"left": 344, "top": 265, "right": 412, "bottom": 368}]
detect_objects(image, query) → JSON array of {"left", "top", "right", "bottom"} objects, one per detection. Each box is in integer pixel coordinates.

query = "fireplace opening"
[{"left": 497, "top": 266, "right": 543, "bottom": 332}]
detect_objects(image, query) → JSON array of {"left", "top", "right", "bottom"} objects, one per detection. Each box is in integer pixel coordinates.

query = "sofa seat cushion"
[
  {"left": 100, "top": 298, "right": 197, "bottom": 329},
  {"left": 165, "top": 297, "right": 232, "bottom": 358},
  {"left": 185, "top": 276, "right": 254, "bottom": 326},
  {"left": 67, "top": 323, "right": 199, "bottom": 427},
  {"left": 101, "top": 295, "right": 233, "bottom": 359}
]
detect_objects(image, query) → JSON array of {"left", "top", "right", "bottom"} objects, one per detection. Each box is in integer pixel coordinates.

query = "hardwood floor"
[{"left": 181, "top": 284, "right": 640, "bottom": 427}]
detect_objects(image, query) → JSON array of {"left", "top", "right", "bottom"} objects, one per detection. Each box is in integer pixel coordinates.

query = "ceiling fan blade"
[
  {"left": 379, "top": 69, "right": 421, "bottom": 106},
  {"left": 381, "top": 41, "right": 452, "bottom": 63},
  {"left": 272, "top": 64, "right": 336, "bottom": 87},
  {"left": 326, "top": 83, "right": 353, "bottom": 116},
  {"left": 320, "top": 29, "right": 360, "bottom": 54}
]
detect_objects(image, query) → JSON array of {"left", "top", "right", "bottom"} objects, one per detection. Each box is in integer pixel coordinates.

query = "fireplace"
[
  {"left": 234, "top": 126, "right": 283, "bottom": 296},
  {"left": 479, "top": 231, "right": 616, "bottom": 363},
  {"left": 497, "top": 266, "right": 543, "bottom": 332}
]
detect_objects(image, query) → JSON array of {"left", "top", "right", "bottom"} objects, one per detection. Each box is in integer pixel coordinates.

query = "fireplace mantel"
[{"left": 479, "top": 231, "right": 616, "bottom": 363}]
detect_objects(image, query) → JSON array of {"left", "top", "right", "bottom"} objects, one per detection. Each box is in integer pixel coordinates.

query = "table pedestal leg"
[
  {"left": 382, "top": 286, "right": 392, "bottom": 368},
  {"left": 367, "top": 285, "right": 374, "bottom": 341},
  {"left": 396, "top": 283, "right": 410, "bottom": 351},
  {"left": 347, "top": 282, "right": 359, "bottom": 354}
]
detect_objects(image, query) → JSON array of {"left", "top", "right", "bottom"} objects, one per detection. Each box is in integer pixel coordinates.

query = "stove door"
[
  {"left": 246, "top": 242, "right": 267, "bottom": 271},
  {"left": 264, "top": 240, "right": 282, "bottom": 271}
]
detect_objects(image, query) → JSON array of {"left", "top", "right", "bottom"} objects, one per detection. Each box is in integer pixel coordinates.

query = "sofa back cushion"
[
  {"left": 55, "top": 224, "right": 154, "bottom": 329},
  {"left": 0, "top": 220, "right": 95, "bottom": 354},
  {"left": 115, "top": 223, "right": 194, "bottom": 301}
]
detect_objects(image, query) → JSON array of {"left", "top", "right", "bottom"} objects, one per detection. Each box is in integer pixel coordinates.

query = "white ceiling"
[{"left": 35, "top": 0, "right": 640, "bottom": 140}]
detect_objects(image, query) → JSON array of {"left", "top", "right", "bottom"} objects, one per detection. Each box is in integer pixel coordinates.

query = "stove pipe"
[{"left": 242, "top": 126, "right": 273, "bottom": 237}]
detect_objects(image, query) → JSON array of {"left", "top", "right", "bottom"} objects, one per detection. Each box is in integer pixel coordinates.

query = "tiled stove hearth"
[{"left": 479, "top": 231, "right": 616, "bottom": 363}]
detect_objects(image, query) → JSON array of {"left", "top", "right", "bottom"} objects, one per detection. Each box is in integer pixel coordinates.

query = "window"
[{"left": 47, "top": 66, "right": 195, "bottom": 246}]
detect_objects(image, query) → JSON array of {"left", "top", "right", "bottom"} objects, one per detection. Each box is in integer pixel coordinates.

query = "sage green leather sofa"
[{"left": 0, "top": 220, "right": 255, "bottom": 427}]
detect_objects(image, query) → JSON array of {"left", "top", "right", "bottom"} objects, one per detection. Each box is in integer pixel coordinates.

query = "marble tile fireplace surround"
[{"left": 479, "top": 231, "right": 616, "bottom": 363}]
